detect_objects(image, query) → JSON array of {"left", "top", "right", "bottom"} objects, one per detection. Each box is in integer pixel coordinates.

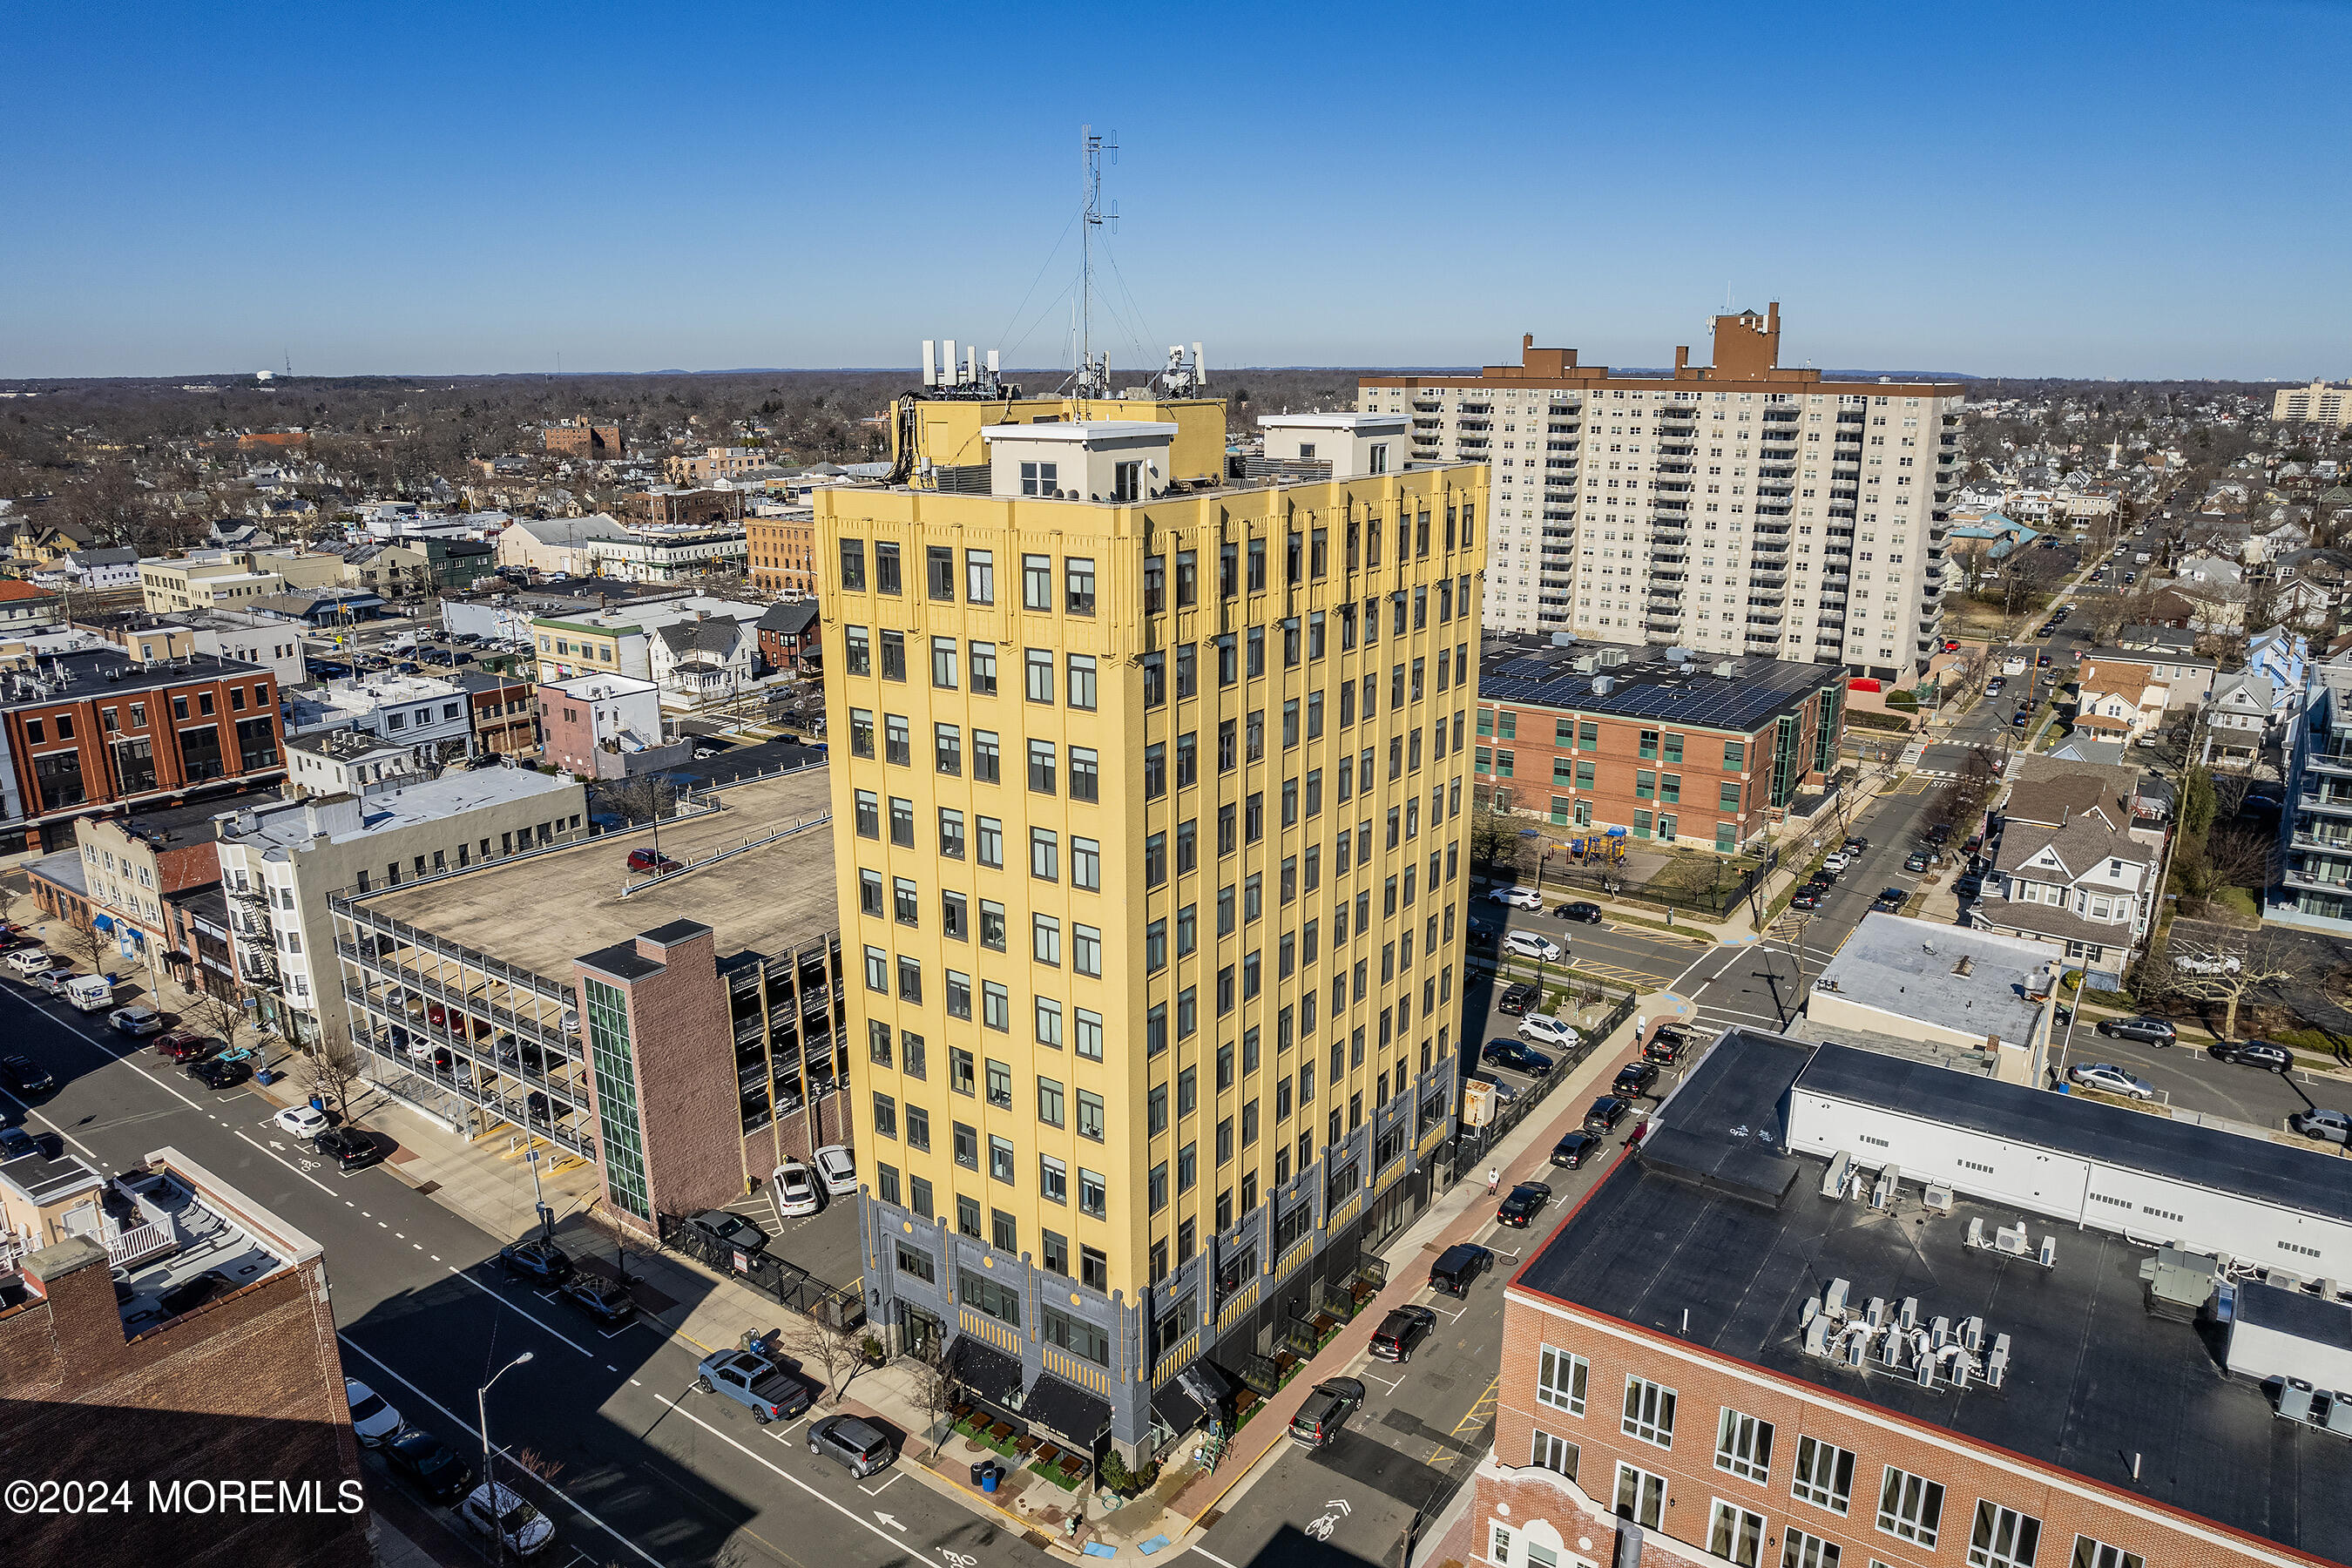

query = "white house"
[
  {"left": 650, "top": 615, "right": 754, "bottom": 700},
  {"left": 2072, "top": 658, "right": 2169, "bottom": 744},
  {"left": 2204, "top": 670, "right": 2281, "bottom": 767},
  {"left": 1973, "top": 756, "right": 2162, "bottom": 983}
]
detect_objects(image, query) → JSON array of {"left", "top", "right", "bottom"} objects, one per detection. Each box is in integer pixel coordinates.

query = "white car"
[
  {"left": 274, "top": 1105, "right": 330, "bottom": 1139},
  {"left": 812, "top": 1144, "right": 857, "bottom": 1197},
  {"left": 458, "top": 1483, "right": 554, "bottom": 1558},
  {"left": 1820, "top": 852, "right": 1854, "bottom": 874},
  {"left": 772, "top": 1160, "right": 821, "bottom": 1219},
  {"left": 2173, "top": 951, "right": 2242, "bottom": 977},
  {"left": 1487, "top": 886, "right": 1543, "bottom": 910},
  {"left": 1518, "top": 1015, "right": 1581, "bottom": 1051},
  {"left": 345, "top": 1377, "right": 402, "bottom": 1446},
  {"left": 2068, "top": 1062, "right": 2156, "bottom": 1101},
  {"left": 1501, "top": 932, "right": 1563, "bottom": 963},
  {"left": 4, "top": 950, "right": 54, "bottom": 977}
]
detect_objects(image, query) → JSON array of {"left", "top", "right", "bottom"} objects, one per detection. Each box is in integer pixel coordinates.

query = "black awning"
[
  {"left": 1148, "top": 1355, "right": 1234, "bottom": 1436},
  {"left": 946, "top": 1334, "right": 1024, "bottom": 1409},
  {"left": 1023, "top": 1374, "right": 1111, "bottom": 1449},
  {"left": 1150, "top": 1377, "right": 1206, "bottom": 1434}
]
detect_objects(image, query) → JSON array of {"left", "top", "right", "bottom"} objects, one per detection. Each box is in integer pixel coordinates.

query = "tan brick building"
[
  {"left": 1443, "top": 1028, "right": 2350, "bottom": 1568},
  {"left": 542, "top": 420, "right": 624, "bottom": 460},
  {"left": 747, "top": 505, "right": 815, "bottom": 595}
]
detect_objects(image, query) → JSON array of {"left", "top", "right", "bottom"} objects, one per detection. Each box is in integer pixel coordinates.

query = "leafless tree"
[
  {"left": 2158, "top": 933, "right": 2295, "bottom": 1040},
  {"left": 906, "top": 1336, "right": 962, "bottom": 1451},
  {"left": 304, "top": 1037, "right": 368, "bottom": 1123},
  {"left": 184, "top": 986, "right": 246, "bottom": 1052},
  {"left": 791, "top": 1305, "right": 862, "bottom": 1407},
  {"left": 55, "top": 899, "right": 112, "bottom": 977}
]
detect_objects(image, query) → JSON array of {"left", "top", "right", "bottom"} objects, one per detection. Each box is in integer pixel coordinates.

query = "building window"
[
  {"left": 1876, "top": 1466, "right": 1945, "bottom": 1548},
  {"left": 1531, "top": 1430, "right": 1578, "bottom": 1482},
  {"left": 1781, "top": 1528, "right": 1841, "bottom": 1568},
  {"left": 1968, "top": 1503, "right": 2041, "bottom": 1568},
  {"left": 1707, "top": 1502, "right": 1766, "bottom": 1568},
  {"left": 1078, "top": 1171, "right": 1106, "bottom": 1220},
  {"left": 2069, "top": 1538, "right": 2142, "bottom": 1568},
  {"left": 1715, "top": 1409, "right": 1774, "bottom": 1484},
  {"left": 1536, "top": 1347, "right": 1586, "bottom": 1414},
  {"left": 960, "top": 1271, "right": 1020, "bottom": 1326},
  {"left": 1613, "top": 1463, "right": 1666, "bottom": 1530},
  {"left": 1790, "top": 1436, "right": 1855, "bottom": 1514},
  {"left": 1622, "top": 1376, "right": 1676, "bottom": 1447},
  {"left": 1489, "top": 1524, "right": 1513, "bottom": 1567}
]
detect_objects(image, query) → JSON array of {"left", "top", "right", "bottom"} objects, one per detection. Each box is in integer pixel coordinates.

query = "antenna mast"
[{"left": 1069, "top": 124, "right": 1116, "bottom": 409}]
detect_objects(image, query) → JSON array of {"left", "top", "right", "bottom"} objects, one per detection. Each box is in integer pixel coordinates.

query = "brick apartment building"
[
  {"left": 625, "top": 485, "right": 745, "bottom": 530},
  {"left": 755, "top": 599, "right": 819, "bottom": 675},
  {"left": 1448, "top": 1027, "right": 2352, "bottom": 1568},
  {"left": 0, "top": 648, "right": 285, "bottom": 854},
  {"left": 0, "top": 1146, "right": 368, "bottom": 1568},
  {"left": 459, "top": 668, "right": 537, "bottom": 754},
  {"left": 1471, "top": 635, "right": 1843, "bottom": 854},
  {"left": 542, "top": 420, "right": 624, "bottom": 461},
  {"left": 747, "top": 505, "right": 815, "bottom": 595}
]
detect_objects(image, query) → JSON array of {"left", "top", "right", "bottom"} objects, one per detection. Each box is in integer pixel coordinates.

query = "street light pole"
[{"left": 477, "top": 1350, "right": 535, "bottom": 1568}]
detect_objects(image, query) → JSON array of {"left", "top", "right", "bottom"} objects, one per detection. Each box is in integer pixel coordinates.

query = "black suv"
[
  {"left": 1495, "top": 983, "right": 1538, "bottom": 1017},
  {"left": 1612, "top": 1061, "right": 1660, "bottom": 1099},
  {"left": 1497, "top": 1182, "right": 1553, "bottom": 1228},
  {"left": 1872, "top": 887, "right": 1908, "bottom": 913},
  {"left": 558, "top": 1274, "right": 637, "bottom": 1327},
  {"left": 1429, "top": 1242, "right": 1492, "bottom": 1297},
  {"left": 498, "top": 1237, "right": 573, "bottom": 1283},
  {"left": 1584, "top": 1096, "right": 1632, "bottom": 1134},
  {"left": 0, "top": 1055, "right": 55, "bottom": 1095},
  {"left": 2097, "top": 1016, "right": 2177, "bottom": 1046},
  {"left": 314, "top": 1127, "right": 382, "bottom": 1171},
  {"left": 686, "top": 1209, "right": 770, "bottom": 1257},
  {"left": 1368, "top": 1305, "right": 1437, "bottom": 1362},
  {"left": 382, "top": 1429, "right": 474, "bottom": 1504},
  {"left": 2213, "top": 1039, "right": 2292, "bottom": 1071},
  {"left": 1550, "top": 1131, "right": 1602, "bottom": 1169},
  {"left": 1483, "top": 1039, "right": 1556, "bottom": 1076},
  {"left": 1553, "top": 902, "right": 1605, "bottom": 924},
  {"left": 1288, "top": 1377, "right": 1366, "bottom": 1449}
]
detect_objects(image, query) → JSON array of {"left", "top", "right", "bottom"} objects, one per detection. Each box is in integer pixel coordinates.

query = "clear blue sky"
[{"left": 9, "top": 1, "right": 2349, "bottom": 380}]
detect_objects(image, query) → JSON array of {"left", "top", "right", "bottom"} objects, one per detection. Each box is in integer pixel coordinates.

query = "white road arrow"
[
  {"left": 874, "top": 1512, "right": 905, "bottom": 1531},
  {"left": 1325, "top": 1498, "right": 1353, "bottom": 1516}
]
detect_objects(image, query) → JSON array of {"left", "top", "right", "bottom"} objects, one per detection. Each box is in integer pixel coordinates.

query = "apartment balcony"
[
  {"left": 1762, "top": 409, "right": 1801, "bottom": 422},
  {"left": 1746, "top": 610, "right": 1785, "bottom": 627},
  {"left": 1652, "top": 529, "right": 1689, "bottom": 546},
  {"left": 1413, "top": 402, "right": 1441, "bottom": 413},
  {"left": 1829, "top": 488, "right": 1860, "bottom": 503},
  {"left": 1759, "top": 464, "right": 1796, "bottom": 479},
  {"left": 1837, "top": 413, "right": 1866, "bottom": 426},
  {"left": 1412, "top": 418, "right": 1442, "bottom": 430},
  {"left": 1651, "top": 564, "right": 1689, "bottom": 582},
  {"left": 1458, "top": 403, "right": 1492, "bottom": 416},
  {"left": 1760, "top": 443, "right": 1798, "bottom": 456},
  {"left": 2282, "top": 850, "right": 2352, "bottom": 892},
  {"left": 1458, "top": 419, "right": 1492, "bottom": 431},
  {"left": 1656, "top": 443, "right": 1695, "bottom": 457},
  {"left": 1652, "top": 499, "right": 1691, "bottom": 515},
  {"left": 1545, "top": 458, "right": 1578, "bottom": 470},
  {"left": 2301, "top": 747, "right": 2352, "bottom": 777},
  {"left": 1456, "top": 438, "right": 1490, "bottom": 452},
  {"left": 1817, "top": 612, "right": 1848, "bottom": 630},
  {"left": 2299, "top": 787, "right": 2352, "bottom": 815},
  {"left": 1645, "top": 614, "right": 1684, "bottom": 634},
  {"left": 1541, "top": 526, "right": 1575, "bottom": 540},
  {"left": 1543, "top": 509, "right": 1576, "bottom": 523},
  {"left": 1750, "top": 572, "right": 1789, "bottom": 590},
  {"left": 1757, "top": 483, "right": 1794, "bottom": 499},
  {"left": 1753, "top": 520, "right": 1792, "bottom": 537},
  {"left": 1650, "top": 551, "right": 1689, "bottom": 568},
  {"left": 1656, "top": 461, "right": 1693, "bottom": 475}
]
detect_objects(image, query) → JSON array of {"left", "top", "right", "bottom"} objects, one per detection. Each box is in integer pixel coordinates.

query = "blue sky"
[{"left": 8, "top": 0, "right": 2349, "bottom": 379}]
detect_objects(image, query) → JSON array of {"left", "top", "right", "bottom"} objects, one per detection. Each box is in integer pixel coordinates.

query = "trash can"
[
  {"left": 981, "top": 1466, "right": 999, "bottom": 1495},
  {"left": 970, "top": 1460, "right": 996, "bottom": 1489},
  {"left": 254, "top": 1069, "right": 275, "bottom": 1086}
]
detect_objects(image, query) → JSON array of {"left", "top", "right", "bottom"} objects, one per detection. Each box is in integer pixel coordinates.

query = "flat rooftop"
[
  {"left": 361, "top": 764, "right": 836, "bottom": 980},
  {"left": 1519, "top": 1028, "right": 2352, "bottom": 1565},
  {"left": 1811, "top": 913, "right": 2051, "bottom": 1048},
  {"left": 0, "top": 648, "right": 268, "bottom": 708},
  {"left": 221, "top": 767, "right": 579, "bottom": 852},
  {"left": 1477, "top": 633, "right": 1842, "bottom": 731}
]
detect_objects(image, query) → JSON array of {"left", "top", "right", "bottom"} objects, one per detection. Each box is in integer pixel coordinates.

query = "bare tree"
[
  {"left": 183, "top": 986, "right": 247, "bottom": 1052},
  {"left": 2158, "top": 934, "right": 2295, "bottom": 1041},
  {"left": 55, "top": 898, "right": 112, "bottom": 977},
  {"left": 304, "top": 1037, "right": 368, "bottom": 1122},
  {"left": 906, "top": 1336, "right": 963, "bottom": 1452},
  {"left": 790, "top": 1306, "right": 861, "bottom": 1407}
]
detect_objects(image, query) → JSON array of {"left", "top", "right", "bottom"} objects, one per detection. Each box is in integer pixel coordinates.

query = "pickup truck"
[{"left": 695, "top": 1349, "right": 813, "bottom": 1425}]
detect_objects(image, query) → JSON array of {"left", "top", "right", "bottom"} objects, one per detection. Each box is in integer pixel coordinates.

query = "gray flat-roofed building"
[{"left": 1800, "top": 912, "right": 2057, "bottom": 1082}]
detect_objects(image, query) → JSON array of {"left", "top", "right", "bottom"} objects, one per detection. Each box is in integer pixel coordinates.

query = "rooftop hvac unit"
[
  {"left": 1713, "top": 659, "right": 1738, "bottom": 677},
  {"left": 1573, "top": 655, "right": 1598, "bottom": 673},
  {"left": 1871, "top": 1166, "right": 1901, "bottom": 1211},
  {"left": 1962, "top": 1315, "right": 1985, "bottom": 1352},
  {"left": 1551, "top": 632, "right": 1575, "bottom": 647},
  {"left": 1839, "top": 1331, "right": 1869, "bottom": 1370},
  {"left": 1931, "top": 1315, "right": 1953, "bottom": 1348},
  {"left": 2039, "top": 1235, "right": 2058, "bottom": 1268},
  {"left": 1916, "top": 1356, "right": 1936, "bottom": 1390},
  {"left": 1985, "top": 1335, "right": 2011, "bottom": 1389},
  {"left": 1923, "top": 1182, "right": 1954, "bottom": 1213},
  {"left": 1967, "top": 1217, "right": 1989, "bottom": 1250},
  {"left": 1881, "top": 1328, "right": 1907, "bottom": 1370},
  {"left": 2328, "top": 1395, "right": 2352, "bottom": 1436},
  {"left": 1803, "top": 1314, "right": 1832, "bottom": 1358},
  {"left": 1995, "top": 1222, "right": 2031, "bottom": 1257},
  {"left": 2281, "top": 1378, "right": 2319, "bottom": 1423},
  {"left": 1823, "top": 1279, "right": 1851, "bottom": 1319},
  {"left": 1592, "top": 676, "right": 1615, "bottom": 695},
  {"left": 1598, "top": 647, "right": 1628, "bottom": 667},
  {"left": 1820, "top": 1149, "right": 1853, "bottom": 1200},
  {"left": 1901, "top": 1297, "right": 1920, "bottom": 1330},
  {"left": 1865, "top": 1296, "right": 1889, "bottom": 1329}
]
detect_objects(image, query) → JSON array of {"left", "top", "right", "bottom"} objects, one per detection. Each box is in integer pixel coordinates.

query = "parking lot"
[{"left": 2058, "top": 1017, "right": 2346, "bottom": 1138}]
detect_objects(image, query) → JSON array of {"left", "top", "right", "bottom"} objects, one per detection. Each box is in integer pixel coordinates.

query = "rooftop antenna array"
[
  {"left": 917, "top": 340, "right": 1009, "bottom": 401},
  {"left": 1065, "top": 125, "right": 1118, "bottom": 409}
]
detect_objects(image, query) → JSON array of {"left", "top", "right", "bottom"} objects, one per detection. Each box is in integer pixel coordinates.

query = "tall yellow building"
[{"left": 822, "top": 396, "right": 1486, "bottom": 1460}]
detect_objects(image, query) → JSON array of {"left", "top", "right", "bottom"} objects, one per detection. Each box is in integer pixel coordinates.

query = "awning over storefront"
[
  {"left": 945, "top": 1335, "right": 1024, "bottom": 1412},
  {"left": 1022, "top": 1375, "right": 1112, "bottom": 1450},
  {"left": 1147, "top": 1356, "right": 1233, "bottom": 1436}
]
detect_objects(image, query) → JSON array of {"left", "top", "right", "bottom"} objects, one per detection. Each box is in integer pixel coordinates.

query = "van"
[
  {"left": 808, "top": 1415, "right": 894, "bottom": 1478},
  {"left": 65, "top": 976, "right": 118, "bottom": 1013}
]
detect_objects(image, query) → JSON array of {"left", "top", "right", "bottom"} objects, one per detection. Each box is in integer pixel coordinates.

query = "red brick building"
[
  {"left": 755, "top": 598, "right": 820, "bottom": 675},
  {"left": 459, "top": 669, "right": 537, "bottom": 754},
  {"left": 1472, "top": 635, "right": 1842, "bottom": 855},
  {"left": 747, "top": 508, "right": 814, "bottom": 595},
  {"left": 0, "top": 649, "right": 285, "bottom": 853},
  {"left": 543, "top": 420, "right": 624, "bottom": 461},
  {"left": 1437, "top": 1027, "right": 2348, "bottom": 1568},
  {"left": 0, "top": 1146, "right": 368, "bottom": 1568},
  {"left": 624, "top": 486, "right": 744, "bottom": 530}
]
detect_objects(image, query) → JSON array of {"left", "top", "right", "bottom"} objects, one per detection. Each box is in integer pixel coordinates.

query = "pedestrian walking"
[{"left": 1487, "top": 1166, "right": 1500, "bottom": 1195}]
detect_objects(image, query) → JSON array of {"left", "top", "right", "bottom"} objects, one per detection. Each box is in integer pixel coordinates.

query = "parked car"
[
  {"left": 1903, "top": 852, "right": 1932, "bottom": 873},
  {"left": 4, "top": 948, "right": 56, "bottom": 977},
  {"left": 1821, "top": 851, "right": 1854, "bottom": 874},
  {"left": 107, "top": 1004, "right": 164, "bottom": 1037},
  {"left": 686, "top": 1209, "right": 769, "bottom": 1257},
  {"left": 1550, "top": 1131, "right": 1603, "bottom": 1169},
  {"left": 382, "top": 1428, "right": 473, "bottom": 1504},
  {"left": 1986, "top": 677, "right": 2007, "bottom": 694},
  {"left": 457, "top": 1483, "right": 554, "bottom": 1558},
  {"left": 1368, "top": 1304, "right": 1437, "bottom": 1362},
  {"left": 314, "top": 1126, "right": 382, "bottom": 1171},
  {"left": 1789, "top": 889, "right": 1824, "bottom": 911},
  {"left": 187, "top": 1057, "right": 252, "bottom": 1090},
  {"left": 812, "top": 1144, "right": 857, "bottom": 1196},
  {"left": 1501, "top": 931, "right": 1563, "bottom": 963},
  {"left": 2011, "top": 711, "right": 2030, "bottom": 727},
  {"left": 1518, "top": 1015, "right": 1580, "bottom": 1051},
  {"left": 1497, "top": 1181, "right": 1553, "bottom": 1228},
  {"left": 1584, "top": 1096, "right": 1632, "bottom": 1134},
  {"left": 1429, "top": 1242, "right": 1491, "bottom": 1297},
  {"left": 808, "top": 1414, "right": 896, "bottom": 1478},
  {"left": 1924, "top": 822, "right": 1952, "bottom": 845},
  {"left": 2291, "top": 1109, "right": 2352, "bottom": 1144},
  {"left": 0, "top": 1125, "right": 37, "bottom": 1159},
  {"left": 2173, "top": 951, "right": 2243, "bottom": 977},
  {"left": 2213, "top": 1039, "right": 2292, "bottom": 1071},
  {"left": 497, "top": 1237, "right": 573, "bottom": 1283},
  {"left": 1482, "top": 1039, "right": 1556, "bottom": 1076},
  {"left": 274, "top": 1105, "right": 330, "bottom": 1139},
  {"left": 154, "top": 1031, "right": 212, "bottom": 1062},
  {"left": 1842, "top": 835, "right": 1869, "bottom": 854},
  {"left": 1643, "top": 1028, "right": 1687, "bottom": 1064},
  {"left": 1872, "top": 887, "right": 1908, "bottom": 913},
  {"left": 0, "top": 1055, "right": 56, "bottom": 1094},
  {"left": 1553, "top": 901, "right": 1604, "bottom": 924},
  {"left": 1487, "top": 886, "right": 1543, "bottom": 909},
  {"left": 1612, "top": 1061, "right": 1660, "bottom": 1099},
  {"left": 2068, "top": 1062, "right": 2156, "bottom": 1100},
  {"left": 1464, "top": 917, "right": 1502, "bottom": 950},
  {"left": 558, "top": 1274, "right": 638, "bottom": 1328},
  {"left": 1495, "top": 983, "right": 1538, "bottom": 1017},
  {"left": 346, "top": 1378, "right": 403, "bottom": 1446},
  {"left": 771, "top": 1159, "right": 821, "bottom": 1219},
  {"left": 697, "top": 1348, "right": 814, "bottom": 1424},
  {"left": 625, "top": 848, "right": 684, "bottom": 875},
  {"left": 1954, "top": 874, "right": 1985, "bottom": 898},
  {"left": 1288, "top": 1377, "right": 1366, "bottom": 1449}
]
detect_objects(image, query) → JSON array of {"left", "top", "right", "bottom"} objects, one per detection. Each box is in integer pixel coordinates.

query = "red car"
[
  {"left": 154, "top": 1031, "right": 213, "bottom": 1063},
  {"left": 626, "top": 848, "right": 683, "bottom": 875}
]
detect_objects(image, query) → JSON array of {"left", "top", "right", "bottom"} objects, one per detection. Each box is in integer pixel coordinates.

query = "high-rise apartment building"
[
  {"left": 823, "top": 393, "right": 1485, "bottom": 1460},
  {"left": 1361, "top": 307, "right": 1966, "bottom": 680},
  {"left": 2272, "top": 381, "right": 2352, "bottom": 427}
]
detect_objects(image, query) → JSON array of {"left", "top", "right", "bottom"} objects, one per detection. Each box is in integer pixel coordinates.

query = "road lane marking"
[
  {"left": 650, "top": 1389, "right": 930, "bottom": 1555},
  {"left": 335, "top": 1335, "right": 661, "bottom": 1568},
  {"left": 446, "top": 1265, "right": 598, "bottom": 1358},
  {"left": 1190, "top": 1549, "right": 1240, "bottom": 1568},
  {"left": 233, "top": 1129, "right": 339, "bottom": 1194}
]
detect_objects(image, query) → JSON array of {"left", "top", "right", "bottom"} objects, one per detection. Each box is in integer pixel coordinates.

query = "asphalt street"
[{"left": 0, "top": 983, "right": 1058, "bottom": 1568}]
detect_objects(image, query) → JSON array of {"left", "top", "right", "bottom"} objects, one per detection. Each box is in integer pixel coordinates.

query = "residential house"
[
  {"left": 37, "top": 547, "right": 140, "bottom": 593},
  {"left": 2071, "top": 657, "right": 2168, "bottom": 744},
  {"left": 283, "top": 672, "right": 474, "bottom": 768},
  {"left": 0, "top": 582, "right": 61, "bottom": 632},
  {"left": 650, "top": 615, "right": 754, "bottom": 701},
  {"left": 1973, "top": 754, "right": 2161, "bottom": 982},
  {"left": 2246, "top": 624, "right": 2310, "bottom": 696},
  {"left": 2173, "top": 552, "right": 2244, "bottom": 586},
  {"left": 754, "top": 599, "right": 820, "bottom": 676},
  {"left": 536, "top": 672, "right": 681, "bottom": 779},
  {"left": 2073, "top": 645, "right": 2214, "bottom": 708},
  {"left": 2204, "top": 668, "right": 2285, "bottom": 767},
  {"left": 2118, "top": 624, "right": 2200, "bottom": 657},
  {"left": 5, "top": 518, "right": 93, "bottom": 565},
  {"left": 2245, "top": 517, "right": 2312, "bottom": 563},
  {"left": 457, "top": 669, "right": 537, "bottom": 755}
]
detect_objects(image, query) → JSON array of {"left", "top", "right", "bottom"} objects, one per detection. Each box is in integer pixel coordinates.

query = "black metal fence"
[
  {"left": 1439, "top": 983, "right": 1641, "bottom": 1186},
  {"left": 658, "top": 1212, "right": 868, "bottom": 1331},
  {"left": 1533, "top": 859, "right": 1763, "bottom": 920}
]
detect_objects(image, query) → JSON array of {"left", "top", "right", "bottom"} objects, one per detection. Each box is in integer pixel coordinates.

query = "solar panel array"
[{"left": 1476, "top": 636, "right": 1838, "bottom": 731}]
